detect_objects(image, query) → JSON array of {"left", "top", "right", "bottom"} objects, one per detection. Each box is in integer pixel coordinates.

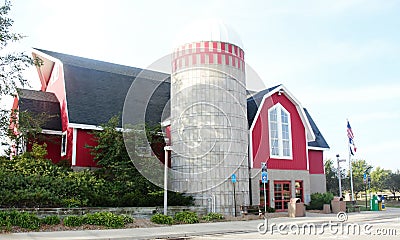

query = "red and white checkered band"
[{"left": 172, "top": 41, "right": 245, "bottom": 73}]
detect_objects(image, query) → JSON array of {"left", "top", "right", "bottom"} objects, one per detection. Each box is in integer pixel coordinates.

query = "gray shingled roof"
[
  {"left": 18, "top": 89, "right": 62, "bottom": 131},
  {"left": 303, "top": 108, "right": 330, "bottom": 149},
  {"left": 35, "top": 49, "right": 170, "bottom": 127}
]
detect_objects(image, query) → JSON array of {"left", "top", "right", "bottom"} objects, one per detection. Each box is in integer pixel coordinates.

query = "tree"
[
  {"left": 0, "top": 1, "right": 34, "bottom": 150},
  {"left": 348, "top": 159, "right": 372, "bottom": 200},
  {"left": 89, "top": 115, "right": 193, "bottom": 206},
  {"left": 370, "top": 166, "right": 391, "bottom": 193},
  {"left": 385, "top": 171, "right": 400, "bottom": 198},
  {"left": 7, "top": 109, "right": 55, "bottom": 155},
  {"left": 325, "top": 159, "right": 339, "bottom": 195}
]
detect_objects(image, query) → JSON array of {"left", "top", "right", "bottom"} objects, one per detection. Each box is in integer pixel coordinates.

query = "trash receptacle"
[
  {"left": 381, "top": 195, "right": 386, "bottom": 210},
  {"left": 378, "top": 196, "right": 383, "bottom": 211},
  {"left": 370, "top": 195, "right": 379, "bottom": 211},
  {"left": 331, "top": 196, "right": 345, "bottom": 213},
  {"left": 288, "top": 198, "right": 305, "bottom": 217}
]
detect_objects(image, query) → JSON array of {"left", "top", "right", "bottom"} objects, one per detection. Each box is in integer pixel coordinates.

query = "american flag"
[{"left": 347, "top": 120, "right": 357, "bottom": 155}]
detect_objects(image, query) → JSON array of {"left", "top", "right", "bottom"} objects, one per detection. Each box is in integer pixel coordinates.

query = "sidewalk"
[{"left": 1, "top": 209, "right": 399, "bottom": 240}]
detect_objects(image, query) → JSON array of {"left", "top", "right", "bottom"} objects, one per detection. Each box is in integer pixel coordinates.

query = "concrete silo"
[{"left": 170, "top": 20, "right": 249, "bottom": 215}]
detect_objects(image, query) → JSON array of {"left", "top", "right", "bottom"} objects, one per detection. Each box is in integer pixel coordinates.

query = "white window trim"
[
  {"left": 61, "top": 131, "right": 67, "bottom": 156},
  {"left": 72, "top": 128, "right": 77, "bottom": 166},
  {"left": 268, "top": 103, "right": 293, "bottom": 159}
]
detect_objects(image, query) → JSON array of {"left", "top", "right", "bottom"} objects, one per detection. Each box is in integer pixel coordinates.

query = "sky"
[{"left": 4, "top": 0, "right": 400, "bottom": 171}]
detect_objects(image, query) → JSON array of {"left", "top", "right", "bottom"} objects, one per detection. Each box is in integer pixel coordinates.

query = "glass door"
[{"left": 274, "top": 181, "right": 291, "bottom": 211}]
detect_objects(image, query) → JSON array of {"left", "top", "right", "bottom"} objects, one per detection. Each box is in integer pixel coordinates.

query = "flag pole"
[
  {"left": 349, "top": 147, "right": 354, "bottom": 202},
  {"left": 347, "top": 119, "right": 356, "bottom": 202}
]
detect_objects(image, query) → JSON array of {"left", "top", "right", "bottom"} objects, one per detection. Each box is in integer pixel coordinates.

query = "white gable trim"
[
  {"left": 308, "top": 146, "right": 330, "bottom": 151},
  {"left": 69, "top": 123, "right": 126, "bottom": 132},
  {"left": 69, "top": 123, "right": 103, "bottom": 131},
  {"left": 32, "top": 49, "right": 63, "bottom": 66},
  {"left": 41, "top": 129, "right": 63, "bottom": 135}
]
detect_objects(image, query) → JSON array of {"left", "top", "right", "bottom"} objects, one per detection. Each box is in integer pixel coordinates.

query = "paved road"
[
  {"left": 194, "top": 208, "right": 400, "bottom": 240},
  {"left": 1, "top": 208, "right": 399, "bottom": 240}
]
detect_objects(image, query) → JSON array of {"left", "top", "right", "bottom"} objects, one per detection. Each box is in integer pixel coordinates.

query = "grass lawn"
[{"left": 356, "top": 198, "right": 400, "bottom": 209}]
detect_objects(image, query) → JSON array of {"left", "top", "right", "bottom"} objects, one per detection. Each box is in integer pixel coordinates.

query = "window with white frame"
[
  {"left": 61, "top": 131, "right": 67, "bottom": 156},
  {"left": 268, "top": 104, "right": 292, "bottom": 158}
]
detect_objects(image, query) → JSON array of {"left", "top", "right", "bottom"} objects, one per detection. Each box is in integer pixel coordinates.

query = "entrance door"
[{"left": 274, "top": 181, "right": 291, "bottom": 211}]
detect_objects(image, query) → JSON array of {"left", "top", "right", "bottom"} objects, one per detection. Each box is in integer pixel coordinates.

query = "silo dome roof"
[{"left": 174, "top": 19, "right": 244, "bottom": 49}]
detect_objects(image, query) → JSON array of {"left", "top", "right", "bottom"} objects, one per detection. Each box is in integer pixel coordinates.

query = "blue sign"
[
  {"left": 231, "top": 174, "right": 237, "bottom": 183},
  {"left": 363, "top": 173, "right": 367, "bottom": 183},
  {"left": 261, "top": 171, "right": 268, "bottom": 183}
]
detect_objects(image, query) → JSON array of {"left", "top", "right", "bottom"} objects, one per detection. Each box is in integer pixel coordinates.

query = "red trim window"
[
  {"left": 259, "top": 180, "right": 270, "bottom": 207},
  {"left": 295, "top": 180, "right": 304, "bottom": 202}
]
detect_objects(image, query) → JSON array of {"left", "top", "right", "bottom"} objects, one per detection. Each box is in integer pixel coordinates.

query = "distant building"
[{"left": 13, "top": 47, "right": 329, "bottom": 213}]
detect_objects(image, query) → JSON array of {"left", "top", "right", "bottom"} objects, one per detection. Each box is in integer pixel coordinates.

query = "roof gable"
[
  {"left": 33, "top": 49, "right": 170, "bottom": 127},
  {"left": 247, "top": 85, "right": 316, "bottom": 142}
]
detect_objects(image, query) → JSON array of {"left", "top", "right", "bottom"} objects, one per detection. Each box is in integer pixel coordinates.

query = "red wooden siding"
[
  {"left": 75, "top": 129, "right": 98, "bottom": 167},
  {"left": 27, "top": 134, "right": 62, "bottom": 163},
  {"left": 73, "top": 129, "right": 166, "bottom": 168},
  {"left": 308, "top": 150, "right": 324, "bottom": 174},
  {"left": 251, "top": 92, "right": 307, "bottom": 170}
]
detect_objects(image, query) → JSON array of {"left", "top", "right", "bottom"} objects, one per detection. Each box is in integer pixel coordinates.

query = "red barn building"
[
  {"left": 247, "top": 85, "right": 329, "bottom": 210},
  {"left": 14, "top": 49, "right": 329, "bottom": 210}
]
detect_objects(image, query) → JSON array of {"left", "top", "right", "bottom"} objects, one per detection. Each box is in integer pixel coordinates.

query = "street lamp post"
[
  {"left": 364, "top": 166, "right": 372, "bottom": 209},
  {"left": 336, "top": 154, "right": 346, "bottom": 198},
  {"left": 163, "top": 145, "right": 172, "bottom": 215}
]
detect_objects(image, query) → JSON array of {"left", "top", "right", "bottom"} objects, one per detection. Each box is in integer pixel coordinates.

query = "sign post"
[
  {"left": 261, "top": 162, "right": 268, "bottom": 215},
  {"left": 231, "top": 174, "right": 237, "bottom": 217}
]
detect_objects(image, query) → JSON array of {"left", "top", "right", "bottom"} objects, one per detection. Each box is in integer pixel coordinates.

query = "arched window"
[{"left": 268, "top": 104, "right": 292, "bottom": 158}]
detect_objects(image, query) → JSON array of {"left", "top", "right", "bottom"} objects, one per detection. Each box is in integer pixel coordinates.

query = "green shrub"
[
  {"left": 0, "top": 135, "right": 193, "bottom": 209},
  {"left": 201, "top": 212, "right": 224, "bottom": 221},
  {"left": 0, "top": 211, "right": 12, "bottom": 232},
  {"left": 174, "top": 211, "right": 199, "bottom": 224},
  {"left": 0, "top": 219, "right": 11, "bottom": 232},
  {"left": 120, "top": 214, "right": 134, "bottom": 224},
  {"left": 11, "top": 212, "right": 41, "bottom": 230},
  {"left": 81, "top": 212, "right": 124, "bottom": 228},
  {"left": 150, "top": 213, "right": 174, "bottom": 225},
  {"left": 306, "top": 192, "right": 334, "bottom": 210},
  {"left": 41, "top": 215, "right": 61, "bottom": 225},
  {"left": 60, "top": 198, "right": 82, "bottom": 208},
  {"left": 63, "top": 216, "right": 83, "bottom": 227},
  {"left": 266, "top": 207, "right": 276, "bottom": 213}
]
